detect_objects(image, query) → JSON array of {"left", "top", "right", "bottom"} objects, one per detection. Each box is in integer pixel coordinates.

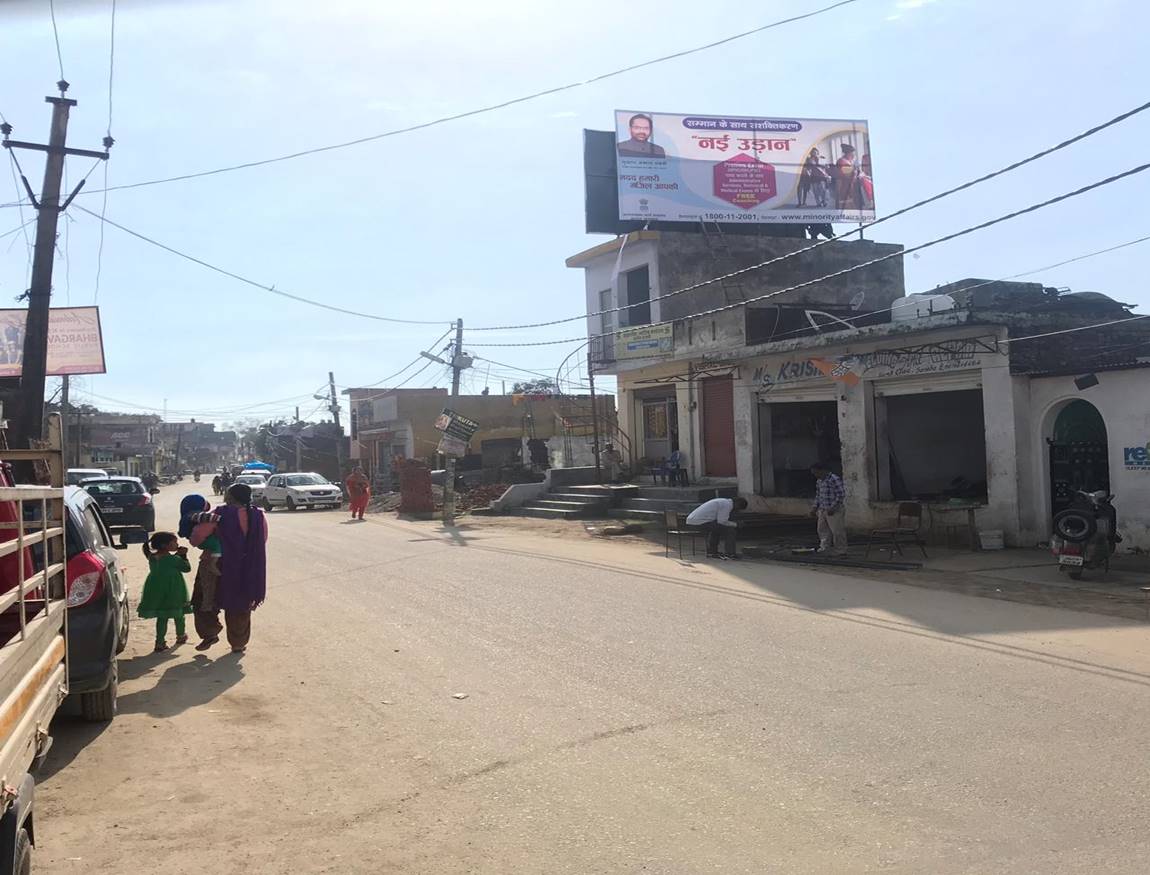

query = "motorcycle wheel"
[
  {"left": 1052, "top": 509, "right": 1096, "bottom": 543},
  {"left": 1067, "top": 569, "right": 1083, "bottom": 580}
]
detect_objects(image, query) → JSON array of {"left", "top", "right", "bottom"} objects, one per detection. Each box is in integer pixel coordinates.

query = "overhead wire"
[
  {"left": 747, "top": 231, "right": 1150, "bottom": 346},
  {"left": 466, "top": 162, "right": 1150, "bottom": 347},
  {"left": 87, "top": 0, "right": 860, "bottom": 196},
  {"left": 468, "top": 98, "right": 1150, "bottom": 332},
  {"left": 74, "top": 206, "right": 451, "bottom": 325},
  {"left": 95, "top": 0, "right": 117, "bottom": 303},
  {"left": 48, "top": 0, "right": 66, "bottom": 82}
]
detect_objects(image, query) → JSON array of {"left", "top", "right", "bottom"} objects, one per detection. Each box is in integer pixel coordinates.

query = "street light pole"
[{"left": 443, "top": 319, "right": 463, "bottom": 526}]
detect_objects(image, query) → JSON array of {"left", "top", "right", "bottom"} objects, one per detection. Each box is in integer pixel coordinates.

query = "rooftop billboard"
[{"left": 615, "top": 110, "right": 874, "bottom": 225}]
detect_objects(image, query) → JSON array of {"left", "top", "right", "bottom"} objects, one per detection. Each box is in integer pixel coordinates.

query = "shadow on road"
[
  {"left": 116, "top": 652, "right": 245, "bottom": 720},
  {"left": 41, "top": 715, "right": 110, "bottom": 780}
]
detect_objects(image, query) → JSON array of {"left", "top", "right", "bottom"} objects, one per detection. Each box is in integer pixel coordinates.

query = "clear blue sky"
[{"left": 1, "top": 0, "right": 1148, "bottom": 425}]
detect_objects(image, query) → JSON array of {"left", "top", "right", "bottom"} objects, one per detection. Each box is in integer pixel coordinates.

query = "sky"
[{"left": 1, "top": 0, "right": 1148, "bottom": 426}]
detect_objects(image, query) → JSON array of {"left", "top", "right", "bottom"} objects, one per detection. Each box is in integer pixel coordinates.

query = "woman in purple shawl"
[{"left": 198, "top": 483, "right": 267, "bottom": 653}]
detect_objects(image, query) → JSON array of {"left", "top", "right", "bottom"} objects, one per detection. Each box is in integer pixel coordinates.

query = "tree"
[{"left": 511, "top": 378, "right": 557, "bottom": 395}]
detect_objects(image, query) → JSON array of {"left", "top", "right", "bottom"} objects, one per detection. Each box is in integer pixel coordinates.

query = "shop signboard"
[
  {"left": 0, "top": 306, "right": 106, "bottom": 377},
  {"left": 615, "top": 324, "right": 673, "bottom": 360},
  {"left": 434, "top": 408, "right": 480, "bottom": 443},
  {"left": 614, "top": 110, "right": 873, "bottom": 224},
  {"left": 436, "top": 435, "right": 468, "bottom": 458},
  {"left": 1124, "top": 441, "right": 1150, "bottom": 471}
]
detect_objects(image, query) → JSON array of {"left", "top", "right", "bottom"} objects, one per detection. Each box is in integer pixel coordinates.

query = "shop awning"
[{"left": 632, "top": 365, "right": 741, "bottom": 385}]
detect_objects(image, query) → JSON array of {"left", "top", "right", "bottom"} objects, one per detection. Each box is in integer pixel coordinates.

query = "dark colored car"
[
  {"left": 81, "top": 477, "right": 156, "bottom": 533},
  {"left": 64, "top": 486, "right": 133, "bottom": 721}
]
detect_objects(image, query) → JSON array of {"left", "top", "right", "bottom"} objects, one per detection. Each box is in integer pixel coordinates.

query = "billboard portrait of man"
[{"left": 617, "top": 113, "right": 666, "bottom": 159}]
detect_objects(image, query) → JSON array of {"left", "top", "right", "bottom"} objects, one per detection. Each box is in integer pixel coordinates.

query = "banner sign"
[
  {"left": 436, "top": 435, "right": 468, "bottom": 458},
  {"left": 0, "top": 306, "right": 106, "bottom": 377},
  {"left": 434, "top": 408, "right": 480, "bottom": 443},
  {"left": 615, "top": 110, "right": 873, "bottom": 224},
  {"left": 615, "top": 324, "right": 674, "bottom": 360}
]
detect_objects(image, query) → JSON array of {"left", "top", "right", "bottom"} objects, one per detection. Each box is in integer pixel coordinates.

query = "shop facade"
[{"left": 615, "top": 320, "right": 1150, "bottom": 550}]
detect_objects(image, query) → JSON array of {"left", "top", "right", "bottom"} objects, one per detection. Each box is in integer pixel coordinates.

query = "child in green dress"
[{"left": 138, "top": 532, "right": 192, "bottom": 652}]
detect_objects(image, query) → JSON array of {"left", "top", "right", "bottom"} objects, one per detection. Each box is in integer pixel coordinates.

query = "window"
[
  {"left": 623, "top": 266, "right": 651, "bottom": 326},
  {"left": 594, "top": 288, "right": 615, "bottom": 364},
  {"left": 878, "top": 389, "right": 987, "bottom": 500},
  {"left": 82, "top": 505, "right": 111, "bottom": 548},
  {"left": 758, "top": 401, "right": 840, "bottom": 497},
  {"left": 643, "top": 400, "right": 669, "bottom": 440},
  {"left": 284, "top": 474, "right": 329, "bottom": 486},
  {"left": 85, "top": 480, "right": 143, "bottom": 496}
]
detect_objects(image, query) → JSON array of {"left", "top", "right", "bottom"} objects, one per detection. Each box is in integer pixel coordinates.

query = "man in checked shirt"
[{"left": 810, "top": 462, "right": 848, "bottom": 556}]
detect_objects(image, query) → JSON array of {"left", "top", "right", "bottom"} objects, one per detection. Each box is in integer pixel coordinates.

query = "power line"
[
  {"left": 467, "top": 162, "right": 1150, "bottom": 347},
  {"left": 95, "top": 0, "right": 117, "bottom": 304},
  {"left": 87, "top": 0, "right": 859, "bottom": 196},
  {"left": 74, "top": 206, "right": 451, "bottom": 325},
  {"left": 469, "top": 98, "right": 1150, "bottom": 332},
  {"left": 1004, "top": 314, "right": 1150, "bottom": 346},
  {"left": 749, "top": 232, "right": 1150, "bottom": 346},
  {"left": 48, "top": 0, "right": 65, "bottom": 82}
]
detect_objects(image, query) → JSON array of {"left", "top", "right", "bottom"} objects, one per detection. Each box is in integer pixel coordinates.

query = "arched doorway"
[{"left": 1048, "top": 400, "right": 1109, "bottom": 517}]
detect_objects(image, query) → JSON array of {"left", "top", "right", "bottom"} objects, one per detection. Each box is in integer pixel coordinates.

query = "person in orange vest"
[{"left": 345, "top": 466, "right": 371, "bottom": 521}]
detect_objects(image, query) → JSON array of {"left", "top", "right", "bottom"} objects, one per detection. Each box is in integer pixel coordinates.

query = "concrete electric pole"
[
  {"left": 443, "top": 319, "right": 464, "bottom": 526},
  {"left": 328, "top": 371, "right": 344, "bottom": 473},
  {"left": 1, "top": 84, "right": 111, "bottom": 447}
]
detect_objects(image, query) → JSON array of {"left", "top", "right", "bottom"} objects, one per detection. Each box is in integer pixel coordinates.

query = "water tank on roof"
[{"left": 891, "top": 294, "right": 956, "bottom": 322}]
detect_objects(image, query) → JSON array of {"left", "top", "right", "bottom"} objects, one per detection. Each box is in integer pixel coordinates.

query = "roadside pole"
[
  {"left": 60, "top": 375, "right": 69, "bottom": 470},
  {"left": 443, "top": 319, "right": 463, "bottom": 526},
  {"left": 2, "top": 85, "right": 111, "bottom": 447},
  {"left": 587, "top": 350, "right": 602, "bottom": 483},
  {"left": 328, "top": 371, "right": 344, "bottom": 473}
]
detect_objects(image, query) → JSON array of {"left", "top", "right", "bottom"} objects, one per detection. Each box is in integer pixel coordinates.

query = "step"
[
  {"left": 510, "top": 506, "right": 584, "bottom": 520},
  {"left": 528, "top": 499, "right": 603, "bottom": 512},
  {"left": 547, "top": 493, "right": 613, "bottom": 505},
  {"left": 619, "top": 497, "right": 702, "bottom": 513},
  {"left": 607, "top": 508, "right": 665, "bottom": 523},
  {"left": 633, "top": 485, "right": 738, "bottom": 501},
  {"left": 563, "top": 484, "right": 639, "bottom": 498}
]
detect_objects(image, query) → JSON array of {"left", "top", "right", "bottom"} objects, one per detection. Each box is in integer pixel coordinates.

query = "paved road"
[{"left": 36, "top": 482, "right": 1150, "bottom": 873}]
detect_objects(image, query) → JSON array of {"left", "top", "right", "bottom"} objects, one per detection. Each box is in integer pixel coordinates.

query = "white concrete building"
[{"left": 567, "top": 231, "right": 1150, "bottom": 549}]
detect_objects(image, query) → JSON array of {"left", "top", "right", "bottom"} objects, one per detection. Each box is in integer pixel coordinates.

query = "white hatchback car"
[{"left": 262, "top": 473, "right": 343, "bottom": 512}]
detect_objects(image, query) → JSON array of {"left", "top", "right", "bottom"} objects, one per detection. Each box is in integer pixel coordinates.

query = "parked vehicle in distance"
[
  {"left": 233, "top": 473, "right": 269, "bottom": 503},
  {"left": 82, "top": 477, "right": 156, "bottom": 532},
  {"left": 64, "top": 486, "right": 135, "bottom": 721},
  {"left": 1050, "top": 490, "right": 1119, "bottom": 580},
  {"left": 66, "top": 468, "right": 110, "bottom": 486},
  {"left": 262, "top": 473, "right": 343, "bottom": 511}
]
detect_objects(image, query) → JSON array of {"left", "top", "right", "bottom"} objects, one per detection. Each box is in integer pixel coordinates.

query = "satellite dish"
[{"left": 849, "top": 291, "right": 866, "bottom": 312}]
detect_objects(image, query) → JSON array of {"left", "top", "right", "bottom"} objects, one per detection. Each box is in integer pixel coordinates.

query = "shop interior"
[
  {"left": 879, "top": 389, "right": 988, "bottom": 501},
  {"left": 757, "top": 401, "right": 841, "bottom": 497}
]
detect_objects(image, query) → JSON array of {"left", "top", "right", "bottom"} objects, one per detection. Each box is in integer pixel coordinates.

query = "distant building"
[
  {"left": 77, "top": 413, "right": 162, "bottom": 475},
  {"left": 343, "top": 387, "right": 614, "bottom": 483}
]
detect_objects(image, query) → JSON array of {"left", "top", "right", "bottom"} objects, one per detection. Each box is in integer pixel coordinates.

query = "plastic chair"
[{"left": 866, "top": 502, "right": 928, "bottom": 559}]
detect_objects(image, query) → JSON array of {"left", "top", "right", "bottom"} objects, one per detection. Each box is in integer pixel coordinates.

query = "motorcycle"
[{"left": 1050, "top": 490, "right": 1119, "bottom": 580}]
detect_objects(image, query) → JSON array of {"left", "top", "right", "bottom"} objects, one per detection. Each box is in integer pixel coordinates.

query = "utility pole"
[
  {"left": 2, "top": 84, "right": 111, "bottom": 447},
  {"left": 173, "top": 423, "right": 184, "bottom": 473},
  {"left": 60, "top": 375, "right": 69, "bottom": 469},
  {"left": 587, "top": 351, "right": 602, "bottom": 483},
  {"left": 328, "top": 370, "right": 344, "bottom": 474},
  {"left": 443, "top": 319, "right": 464, "bottom": 526}
]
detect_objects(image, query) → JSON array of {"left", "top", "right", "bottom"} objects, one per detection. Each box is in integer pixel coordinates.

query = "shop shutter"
[
  {"left": 702, "top": 376, "right": 737, "bottom": 477},
  {"left": 872, "top": 372, "right": 982, "bottom": 397}
]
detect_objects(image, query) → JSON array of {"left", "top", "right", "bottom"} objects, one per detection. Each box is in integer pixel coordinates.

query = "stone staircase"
[
  {"left": 607, "top": 485, "right": 739, "bottom": 523},
  {"left": 511, "top": 483, "right": 737, "bottom": 523}
]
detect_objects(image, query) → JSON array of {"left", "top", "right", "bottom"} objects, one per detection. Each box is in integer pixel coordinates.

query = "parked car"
[
  {"left": 82, "top": 477, "right": 156, "bottom": 532},
  {"left": 66, "top": 468, "right": 110, "bottom": 487},
  {"left": 233, "top": 473, "right": 269, "bottom": 503},
  {"left": 64, "top": 486, "right": 134, "bottom": 721},
  {"left": 262, "top": 473, "right": 343, "bottom": 511}
]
